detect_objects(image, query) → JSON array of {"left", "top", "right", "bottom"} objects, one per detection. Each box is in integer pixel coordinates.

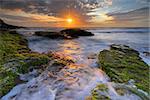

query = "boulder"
[
  {"left": 98, "top": 44, "right": 149, "bottom": 93},
  {"left": 87, "top": 53, "right": 97, "bottom": 59},
  {"left": 34, "top": 28, "right": 94, "bottom": 39},
  {"left": 88, "top": 83, "right": 149, "bottom": 100},
  {"left": 143, "top": 51, "right": 150, "bottom": 56},
  {"left": 110, "top": 44, "right": 139, "bottom": 55},
  {"left": 35, "top": 31, "right": 65, "bottom": 39},
  {"left": 60, "top": 28, "right": 94, "bottom": 37}
]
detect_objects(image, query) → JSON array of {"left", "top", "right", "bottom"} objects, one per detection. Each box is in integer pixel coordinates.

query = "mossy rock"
[
  {"left": 88, "top": 83, "right": 149, "bottom": 100},
  {"left": 0, "top": 65, "right": 19, "bottom": 97},
  {"left": 0, "top": 31, "right": 51, "bottom": 97},
  {"left": 113, "top": 83, "right": 150, "bottom": 100},
  {"left": 91, "top": 84, "right": 110, "bottom": 100},
  {"left": 0, "top": 31, "right": 75, "bottom": 97},
  {"left": 98, "top": 44, "right": 149, "bottom": 93},
  {"left": 0, "top": 31, "right": 29, "bottom": 65}
]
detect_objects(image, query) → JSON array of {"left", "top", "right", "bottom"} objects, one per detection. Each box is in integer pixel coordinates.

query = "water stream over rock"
[{"left": 2, "top": 28, "right": 149, "bottom": 100}]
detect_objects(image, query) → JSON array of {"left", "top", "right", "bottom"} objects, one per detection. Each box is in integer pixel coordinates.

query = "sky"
[{"left": 0, "top": 0, "right": 149, "bottom": 27}]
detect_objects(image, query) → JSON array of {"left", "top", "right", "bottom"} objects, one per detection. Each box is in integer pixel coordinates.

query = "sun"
[{"left": 67, "top": 18, "right": 73, "bottom": 23}]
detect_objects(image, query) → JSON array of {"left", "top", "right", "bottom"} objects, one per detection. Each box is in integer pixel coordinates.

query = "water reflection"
[
  {"left": 50, "top": 39, "right": 109, "bottom": 99},
  {"left": 58, "top": 40, "right": 82, "bottom": 56}
]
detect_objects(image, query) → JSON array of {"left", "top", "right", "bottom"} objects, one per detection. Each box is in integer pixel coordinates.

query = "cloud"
[
  {"left": 107, "top": 7, "right": 149, "bottom": 22},
  {"left": 0, "top": 0, "right": 148, "bottom": 27},
  {"left": 0, "top": 0, "right": 112, "bottom": 21},
  {"left": 105, "top": 7, "right": 149, "bottom": 27},
  {"left": 0, "top": 9, "right": 66, "bottom": 27}
]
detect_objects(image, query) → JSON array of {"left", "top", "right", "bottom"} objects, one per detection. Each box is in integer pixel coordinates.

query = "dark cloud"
[
  {"left": 0, "top": 0, "right": 112, "bottom": 21},
  {"left": 0, "top": 0, "right": 148, "bottom": 27},
  {"left": 0, "top": 13, "right": 35, "bottom": 21}
]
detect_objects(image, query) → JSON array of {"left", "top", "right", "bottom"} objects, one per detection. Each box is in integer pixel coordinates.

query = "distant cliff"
[{"left": 0, "top": 19, "right": 23, "bottom": 29}]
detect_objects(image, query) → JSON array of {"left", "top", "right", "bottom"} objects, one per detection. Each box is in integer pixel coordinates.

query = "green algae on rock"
[
  {"left": 90, "top": 84, "right": 110, "bottom": 100},
  {"left": 0, "top": 31, "right": 74, "bottom": 97},
  {"left": 0, "top": 31, "right": 76, "bottom": 97},
  {"left": 98, "top": 44, "right": 149, "bottom": 93},
  {"left": 113, "top": 83, "right": 150, "bottom": 100},
  {"left": 88, "top": 83, "right": 149, "bottom": 100},
  {"left": 0, "top": 31, "right": 48, "bottom": 97},
  {"left": 0, "top": 31, "right": 30, "bottom": 97}
]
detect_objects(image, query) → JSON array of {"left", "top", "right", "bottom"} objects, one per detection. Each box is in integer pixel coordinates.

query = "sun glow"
[{"left": 67, "top": 18, "right": 73, "bottom": 23}]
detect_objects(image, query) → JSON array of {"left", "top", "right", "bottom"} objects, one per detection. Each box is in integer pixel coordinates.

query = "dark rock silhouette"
[
  {"left": 60, "top": 28, "right": 94, "bottom": 37},
  {"left": 35, "top": 28, "right": 94, "bottom": 39},
  {"left": 0, "top": 19, "right": 23, "bottom": 29}
]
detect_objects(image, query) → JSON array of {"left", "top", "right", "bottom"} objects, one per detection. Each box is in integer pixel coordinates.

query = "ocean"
[{"left": 18, "top": 27, "right": 150, "bottom": 64}]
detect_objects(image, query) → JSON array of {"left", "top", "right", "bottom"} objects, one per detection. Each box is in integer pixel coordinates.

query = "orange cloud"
[{"left": 0, "top": 8, "right": 68, "bottom": 27}]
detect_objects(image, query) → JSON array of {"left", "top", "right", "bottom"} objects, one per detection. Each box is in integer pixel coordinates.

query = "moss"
[
  {"left": 98, "top": 44, "right": 149, "bottom": 93},
  {"left": 0, "top": 31, "right": 75, "bottom": 97},
  {"left": 0, "top": 31, "right": 51, "bottom": 97},
  {"left": 114, "top": 83, "right": 150, "bottom": 100},
  {"left": 90, "top": 84, "right": 110, "bottom": 100},
  {"left": 0, "top": 65, "right": 18, "bottom": 97},
  {"left": 95, "top": 84, "right": 108, "bottom": 91},
  {"left": 0, "top": 31, "right": 29, "bottom": 65},
  {"left": 115, "top": 87, "right": 127, "bottom": 96},
  {"left": 89, "top": 83, "right": 149, "bottom": 100},
  {"left": 15, "top": 53, "right": 50, "bottom": 74}
]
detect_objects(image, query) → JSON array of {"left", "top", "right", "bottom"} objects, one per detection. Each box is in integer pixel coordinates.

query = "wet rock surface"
[
  {"left": 88, "top": 83, "right": 149, "bottom": 100},
  {"left": 98, "top": 44, "right": 149, "bottom": 93},
  {"left": 143, "top": 51, "right": 150, "bottom": 56},
  {"left": 0, "top": 31, "right": 74, "bottom": 97}
]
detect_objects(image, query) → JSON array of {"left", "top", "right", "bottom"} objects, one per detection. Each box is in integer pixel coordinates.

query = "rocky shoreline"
[
  {"left": 0, "top": 30, "right": 75, "bottom": 97},
  {"left": 0, "top": 29, "right": 149, "bottom": 99},
  {"left": 86, "top": 44, "right": 149, "bottom": 100}
]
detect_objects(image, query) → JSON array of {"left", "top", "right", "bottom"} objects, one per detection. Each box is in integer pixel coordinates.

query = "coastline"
[{"left": 0, "top": 29, "right": 149, "bottom": 99}]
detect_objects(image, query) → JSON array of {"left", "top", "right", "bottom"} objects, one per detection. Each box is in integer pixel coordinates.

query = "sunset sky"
[{"left": 0, "top": 0, "right": 149, "bottom": 27}]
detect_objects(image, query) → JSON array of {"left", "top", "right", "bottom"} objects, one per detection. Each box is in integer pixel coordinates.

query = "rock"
[
  {"left": 90, "top": 84, "right": 110, "bottom": 100},
  {"left": 0, "top": 31, "right": 76, "bottom": 97},
  {"left": 143, "top": 51, "right": 150, "bottom": 56},
  {"left": 87, "top": 53, "right": 97, "bottom": 59},
  {"left": 0, "top": 19, "right": 23, "bottom": 30},
  {"left": 113, "top": 83, "right": 150, "bottom": 100},
  {"left": 60, "top": 28, "right": 94, "bottom": 37},
  {"left": 34, "top": 28, "right": 94, "bottom": 39},
  {"left": 0, "top": 31, "right": 51, "bottom": 97},
  {"left": 110, "top": 44, "right": 139, "bottom": 55},
  {"left": 35, "top": 31, "right": 65, "bottom": 39},
  {"left": 88, "top": 83, "right": 149, "bottom": 100},
  {"left": 35, "top": 31, "right": 75, "bottom": 39},
  {"left": 98, "top": 44, "right": 149, "bottom": 93}
]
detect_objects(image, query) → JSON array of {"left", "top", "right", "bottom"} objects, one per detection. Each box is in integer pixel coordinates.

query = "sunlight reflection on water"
[{"left": 58, "top": 40, "right": 82, "bottom": 55}]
